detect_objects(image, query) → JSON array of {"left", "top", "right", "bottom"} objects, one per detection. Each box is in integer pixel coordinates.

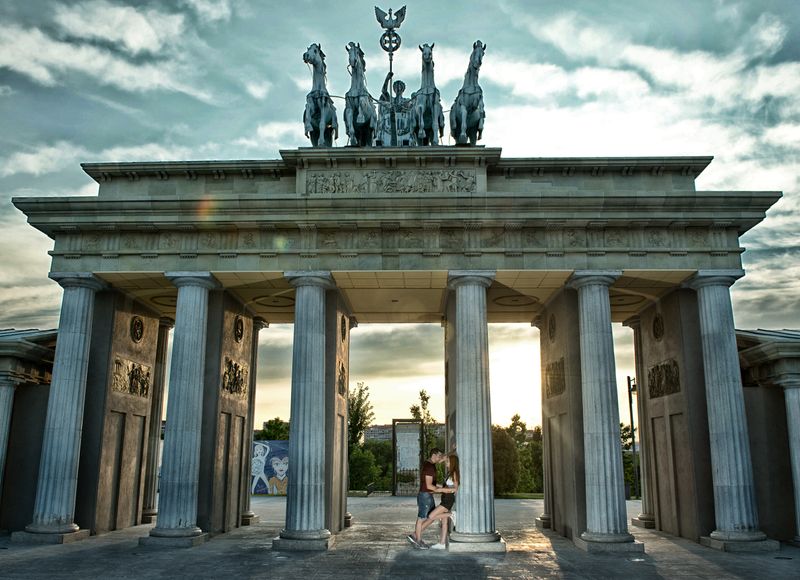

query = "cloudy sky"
[{"left": 1, "top": 0, "right": 798, "bottom": 429}]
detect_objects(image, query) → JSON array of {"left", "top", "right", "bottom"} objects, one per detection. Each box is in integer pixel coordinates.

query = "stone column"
[
  {"left": 15, "top": 273, "right": 105, "bottom": 543},
  {"left": 447, "top": 271, "right": 505, "bottom": 552},
  {"left": 141, "top": 317, "right": 174, "bottom": 525},
  {"left": 784, "top": 383, "right": 800, "bottom": 545},
  {"left": 688, "top": 270, "right": 776, "bottom": 551},
  {"left": 241, "top": 317, "right": 268, "bottom": 526},
  {"left": 568, "top": 271, "right": 641, "bottom": 553},
  {"left": 532, "top": 316, "right": 551, "bottom": 530},
  {"left": 141, "top": 272, "right": 219, "bottom": 547},
  {"left": 0, "top": 374, "right": 20, "bottom": 501},
  {"left": 624, "top": 317, "right": 655, "bottom": 529},
  {"left": 273, "top": 271, "right": 334, "bottom": 551}
]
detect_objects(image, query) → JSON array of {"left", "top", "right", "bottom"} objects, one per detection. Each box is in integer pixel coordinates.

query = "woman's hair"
[{"left": 448, "top": 453, "right": 460, "bottom": 485}]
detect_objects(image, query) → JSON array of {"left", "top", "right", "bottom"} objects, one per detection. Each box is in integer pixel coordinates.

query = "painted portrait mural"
[{"left": 251, "top": 440, "right": 290, "bottom": 495}]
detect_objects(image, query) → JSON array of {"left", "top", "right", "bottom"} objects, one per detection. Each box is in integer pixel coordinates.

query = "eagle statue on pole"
[{"left": 375, "top": 5, "right": 406, "bottom": 29}]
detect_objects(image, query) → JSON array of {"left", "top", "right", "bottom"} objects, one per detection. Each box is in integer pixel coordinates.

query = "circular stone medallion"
[
  {"left": 234, "top": 316, "right": 244, "bottom": 343},
  {"left": 341, "top": 315, "right": 347, "bottom": 342},
  {"left": 130, "top": 316, "right": 144, "bottom": 343},
  {"left": 653, "top": 313, "right": 665, "bottom": 341}
]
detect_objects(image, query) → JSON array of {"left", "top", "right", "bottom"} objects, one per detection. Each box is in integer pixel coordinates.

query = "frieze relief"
[
  {"left": 305, "top": 169, "right": 477, "bottom": 194},
  {"left": 222, "top": 357, "right": 248, "bottom": 398},
  {"left": 111, "top": 357, "right": 151, "bottom": 398},
  {"left": 647, "top": 359, "right": 681, "bottom": 399},
  {"left": 545, "top": 357, "right": 566, "bottom": 398}
]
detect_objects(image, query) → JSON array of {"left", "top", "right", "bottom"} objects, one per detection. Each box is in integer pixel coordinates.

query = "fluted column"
[
  {"left": 146, "top": 272, "right": 218, "bottom": 542},
  {"left": 0, "top": 374, "right": 20, "bottom": 500},
  {"left": 688, "top": 270, "right": 768, "bottom": 545},
  {"left": 25, "top": 273, "right": 106, "bottom": 537},
  {"left": 532, "top": 316, "right": 551, "bottom": 529},
  {"left": 141, "top": 317, "right": 174, "bottom": 524},
  {"left": 276, "top": 271, "right": 334, "bottom": 548},
  {"left": 241, "top": 317, "right": 268, "bottom": 526},
  {"left": 568, "top": 271, "right": 635, "bottom": 547},
  {"left": 784, "top": 384, "right": 800, "bottom": 544},
  {"left": 624, "top": 317, "right": 655, "bottom": 528},
  {"left": 447, "top": 270, "right": 503, "bottom": 550}
]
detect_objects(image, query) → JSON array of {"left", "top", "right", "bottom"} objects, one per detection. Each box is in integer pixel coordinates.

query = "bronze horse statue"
[
  {"left": 344, "top": 42, "right": 377, "bottom": 147},
  {"left": 411, "top": 43, "right": 444, "bottom": 146},
  {"left": 450, "top": 40, "right": 486, "bottom": 146},
  {"left": 302, "top": 43, "right": 338, "bottom": 147}
]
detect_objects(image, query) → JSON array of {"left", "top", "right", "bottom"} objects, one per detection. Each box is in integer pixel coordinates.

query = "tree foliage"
[
  {"left": 348, "top": 381, "right": 375, "bottom": 451},
  {"left": 410, "top": 388, "right": 443, "bottom": 454},
  {"left": 348, "top": 445, "right": 381, "bottom": 490},
  {"left": 491, "top": 425, "right": 520, "bottom": 495},
  {"left": 255, "top": 417, "right": 289, "bottom": 440}
]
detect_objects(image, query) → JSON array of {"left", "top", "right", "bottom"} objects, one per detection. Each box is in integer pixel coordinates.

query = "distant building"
[{"left": 364, "top": 422, "right": 445, "bottom": 443}]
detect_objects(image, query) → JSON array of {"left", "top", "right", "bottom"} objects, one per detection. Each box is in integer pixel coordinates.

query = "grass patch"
[{"left": 495, "top": 493, "right": 544, "bottom": 500}]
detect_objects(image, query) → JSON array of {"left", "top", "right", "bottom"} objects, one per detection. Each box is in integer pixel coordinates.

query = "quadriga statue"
[
  {"left": 450, "top": 40, "right": 486, "bottom": 146},
  {"left": 302, "top": 43, "right": 338, "bottom": 147}
]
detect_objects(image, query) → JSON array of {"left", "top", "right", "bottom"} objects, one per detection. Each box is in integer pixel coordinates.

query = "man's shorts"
[{"left": 417, "top": 492, "right": 435, "bottom": 519}]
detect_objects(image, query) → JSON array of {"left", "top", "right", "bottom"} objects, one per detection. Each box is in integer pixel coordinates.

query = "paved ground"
[{"left": 1, "top": 497, "right": 798, "bottom": 579}]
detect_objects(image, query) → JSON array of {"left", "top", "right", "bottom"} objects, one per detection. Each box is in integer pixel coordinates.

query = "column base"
[
  {"left": 140, "top": 511, "right": 157, "bottom": 524},
  {"left": 535, "top": 515, "right": 551, "bottom": 530},
  {"left": 12, "top": 529, "right": 90, "bottom": 544},
  {"left": 574, "top": 536, "right": 644, "bottom": 553},
  {"left": 240, "top": 512, "right": 260, "bottom": 526},
  {"left": 139, "top": 534, "right": 208, "bottom": 548},
  {"left": 272, "top": 536, "right": 334, "bottom": 551},
  {"left": 449, "top": 531, "right": 506, "bottom": 552},
  {"left": 700, "top": 536, "right": 780, "bottom": 552},
  {"left": 789, "top": 536, "right": 800, "bottom": 548},
  {"left": 448, "top": 536, "right": 507, "bottom": 553},
  {"left": 631, "top": 515, "right": 656, "bottom": 529}
]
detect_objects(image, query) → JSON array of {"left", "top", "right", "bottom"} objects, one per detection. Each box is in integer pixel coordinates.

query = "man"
[{"left": 407, "top": 448, "right": 453, "bottom": 549}]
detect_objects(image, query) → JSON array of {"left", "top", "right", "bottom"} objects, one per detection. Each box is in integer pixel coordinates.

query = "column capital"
[
  {"left": 165, "top": 271, "right": 220, "bottom": 290},
  {"left": 566, "top": 270, "right": 622, "bottom": 290},
  {"left": 253, "top": 317, "right": 269, "bottom": 332},
  {"left": 686, "top": 269, "right": 744, "bottom": 290},
  {"left": 447, "top": 270, "right": 495, "bottom": 289},
  {"left": 159, "top": 317, "right": 175, "bottom": 329},
  {"left": 532, "top": 315, "right": 544, "bottom": 329},
  {"left": 623, "top": 315, "right": 642, "bottom": 331},
  {"left": 49, "top": 272, "right": 107, "bottom": 292},
  {"left": 284, "top": 271, "right": 335, "bottom": 289},
  {"left": 0, "top": 371, "right": 23, "bottom": 388}
]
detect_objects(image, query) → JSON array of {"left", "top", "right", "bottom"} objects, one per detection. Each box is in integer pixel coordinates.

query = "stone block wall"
[
  {"left": 638, "top": 289, "right": 714, "bottom": 541},
  {"left": 539, "top": 288, "right": 586, "bottom": 540}
]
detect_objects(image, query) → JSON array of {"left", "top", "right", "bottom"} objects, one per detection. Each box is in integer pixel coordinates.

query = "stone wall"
[
  {"left": 76, "top": 291, "right": 159, "bottom": 534},
  {"left": 539, "top": 289, "right": 586, "bottom": 540},
  {"left": 197, "top": 291, "right": 253, "bottom": 534},
  {"left": 638, "top": 289, "right": 714, "bottom": 541}
]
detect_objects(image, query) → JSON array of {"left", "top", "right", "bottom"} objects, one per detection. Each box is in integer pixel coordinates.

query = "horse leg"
[
  {"left": 459, "top": 105, "right": 468, "bottom": 144},
  {"left": 344, "top": 106, "right": 354, "bottom": 146},
  {"left": 417, "top": 102, "right": 426, "bottom": 141}
]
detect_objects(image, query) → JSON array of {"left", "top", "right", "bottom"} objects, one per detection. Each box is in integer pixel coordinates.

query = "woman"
[{"left": 421, "top": 453, "right": 459, "bottom": 549}]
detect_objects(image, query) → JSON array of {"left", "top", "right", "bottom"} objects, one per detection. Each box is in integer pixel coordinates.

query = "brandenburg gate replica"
[{"left": 5, "top": 7, "right": 796, "bottom": 556}]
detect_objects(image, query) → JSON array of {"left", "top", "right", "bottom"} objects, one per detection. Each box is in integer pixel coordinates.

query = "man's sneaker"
[
  {"left": 430, "top": 543, "right": 446, "bottom": 550},
  {"left": 406, "top": 534, "right": 419, "bottom": 547},
  {"left": 417, "top": 539, "right": 431, "bottom": 550}
]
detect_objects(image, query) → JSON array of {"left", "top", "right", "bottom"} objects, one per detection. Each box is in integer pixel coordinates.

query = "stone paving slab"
[{"left": 0, "top": 497, "right": 797, "bottom": 579}]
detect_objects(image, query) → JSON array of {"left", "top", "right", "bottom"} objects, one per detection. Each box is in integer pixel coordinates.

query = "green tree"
[
  {"left": 348, "top": 381, "right": 375, "bottom": 451},
  {"left": 505, "top": 413, "right": 528, "bottom": 446},
  {"left": 410, "top": 389, "right": 443, "bottom": 454},
  {"left": 255, "top": 417, "right": 289, "bottom": 440},
  {"left": 620, "top": 422, "right": 638, "bottom": 497},
  {"left": 364, "top": 439, "right": 393, "bottom": 491},
  {"left": 491, "top": 425, "right": 520, "bottom": 495},
  {"left": 348, "top": 445, "right": 381, "bottom": 490},
  {"left": 529, "top": 426, "right": 543, "bottom": 493}
]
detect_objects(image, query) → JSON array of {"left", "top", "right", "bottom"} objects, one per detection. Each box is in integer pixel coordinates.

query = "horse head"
[
  {"left": 419, "top": 43, "right": 434, "bottom": 64},
  {"left": 470, "top": 40, "right": 486, "bottom": 70},
  {"left": 303, "top": 43, "right": 325, "bottom": 69},
  {"left": 346, "top": 41, "right": 366, "bottom": 72}
]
